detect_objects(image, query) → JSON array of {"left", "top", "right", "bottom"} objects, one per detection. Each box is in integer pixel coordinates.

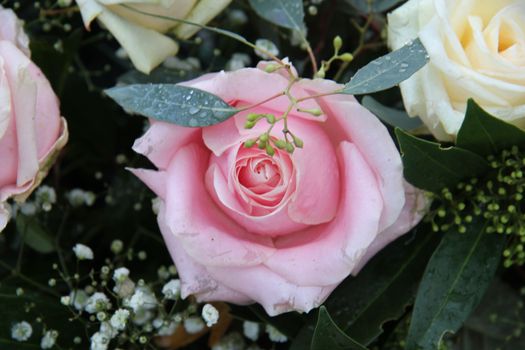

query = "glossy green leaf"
[
  {"left": 456, "top": 99, "right": 525, "bottom": 156},
  {"left": 406, "top": 221, "right": 506, "bottom": 350},
  {"left": 311, "top": 307, "right": 368, "bottom": 350},
  {"left": 291, "top": 227, "right": 441, "bottom": 349},
  {"left": 362, "top": 96, "right": 423, "bottom": 130},
  {"left": 16, "top": 215, "right": 55, "bottom": 254},
  {"left": 105, "top": 84, "right": 238, "bottom": 127},
  {"left": 341, "top": 39, "right": 429, "bottom": 95},
  {"left": 249, "top": 0, "right": 306, "bottom": 32},
  {"left": 396, "top": 129, "right": 490, "bottom": 193}
]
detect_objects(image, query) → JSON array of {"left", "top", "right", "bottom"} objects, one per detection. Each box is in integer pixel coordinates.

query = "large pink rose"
[
  {"left": 131, "top": 64, "right": 426, "bottom": 315},
  {"left": 0, "top": 5, "right": 68, "bottom": 231}
]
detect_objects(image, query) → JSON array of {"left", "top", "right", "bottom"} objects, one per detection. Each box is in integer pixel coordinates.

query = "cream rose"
[
  {"left": 0, "top": 6, "right": 68, "bottom": 231},
  {"left": 76, "top": 0, "right": 232, "bottom": 74},
  {"left": 388, "top": 0, "right": 525, "bottom": 140}
]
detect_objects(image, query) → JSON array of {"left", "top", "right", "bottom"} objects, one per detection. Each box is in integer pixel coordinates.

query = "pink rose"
[
  {"left": 131, "top": 65, "right": 425, "bottom": 315},
  {"left": 0, "top": 5, "right": 68, "bottom": 231}
]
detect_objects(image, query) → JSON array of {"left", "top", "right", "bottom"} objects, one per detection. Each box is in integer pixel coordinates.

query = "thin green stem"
[
  {"left": 0, "top": 260, "right": 59, "bottom": 297},
  {"left": 118, "top": 4, "right": 286, "bottom": 66}
]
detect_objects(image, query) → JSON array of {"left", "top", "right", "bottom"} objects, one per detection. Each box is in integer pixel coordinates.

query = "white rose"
[
  {"left": 388, "top": 0, "right": 525, "bottom": 140},
  {"left": 76, "top": 0, "right": 232, "bottom": 73}
]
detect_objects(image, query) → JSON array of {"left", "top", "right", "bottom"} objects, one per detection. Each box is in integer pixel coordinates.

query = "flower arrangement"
[{"left": 0, "top": 0, "right": 524, "bottom": 350}]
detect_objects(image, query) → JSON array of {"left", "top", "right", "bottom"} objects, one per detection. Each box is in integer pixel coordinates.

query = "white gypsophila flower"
[
  {"left": 156, "top": 320, "right": 178, "bottom": 336},
  {"left": 90, "top": 332, "right": 109, "bottom": 350},
  {"left": 73, "top": 243, "right": 94, "bottom": 260},
  {"left": 151, "top": 197, "right": 162, "bottom": 215},
  {"left": 40, "top": 330, "right": 58, "bottom": 349},
  {"left": 211, "top": 332, "right": 245, "bottom": 350},
  {"left": 128, "top": 288, "right": 157, "bottom": 312},
  {"left": 183, "top": 316, "right": 205, "bottom": 334},
  {"left": 243, "top": 321, "right": 260, "bottom": 341},
  {"left": 99, "top": 322, "right": 117, "bottom": 339},
  {"left": 60, "top": 295, "right": 71, "bottom": 306},
  {"left": 11, "top": 321, "right": 32, "bottom": 342},
  {"left": 161, "top": 279, "right": 181, "bottom": 300},
  {"left": 132, "top": 309, "right": 154, "bottom": 326},
  {"left": 20, "top": 202, "right": 37, "bottom": 216},
  {"left": 254, "top": 39, "right": 279, "bottom": 59},
  {"left": 265, "top": 325, "right": 287, "bottom": 343},
  {"left": 113, "top": 278, "right": 135, "bottom": 299},
  {"left": 69, "top": 289, "right": 89, "bottom": 311},
  {"left": 110, "top": 240, "right": 124, "bottom": 254},
  {"left": 112, "top": 267, "right": 130, "bottom": 283},
  {"left": 67, "top": 189, "right": 96, "bottom": 207},
  {"left": 201, "top": 304, "right": 219, "bottom": 327},
  {"left": 110, "top": 309, "right": 130, "bottom": 331},
  {"left": 36, "top": 186, "right": 57, "bottom": 204},
  {"left": 225, "top": 53, "right": 252, "bottom": 71},
  {"left": 228, "top": 9, "right": 248, "bottom": 26},
  {"left": 85, "top": 292, "right": 111, "bottom": 314},
  {"left": 157, "top": 265, "right": 170, "bottom": 280}
]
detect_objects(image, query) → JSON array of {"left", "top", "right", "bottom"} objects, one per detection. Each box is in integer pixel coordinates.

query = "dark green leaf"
[
  {"left": 456, "top": 99, "right": 525, "bottom": 156},
  {"left": 249, "top": 0, "right": 306, "bottom": 32},
  {"left": 396, "top": 129, "right": 490, "bottom": 193},
  {"left": 406, "top": 221, "right": 506, "bottom": 350},
  {"left": 105, "top": 84, "right": 238, "bottom": 127},
  {"left": 16, "top": 215, "right": 55, "bottom": 254},
  {"left": 345, "top": 0, "right": 406, "bottom": 13},
  {"left": 311, "top": 307, "right": 368, "bottom": 350},
  {"left": 291, "top": 227, "right": 441, "bottom": 349},
  {"left": 362, "top": 96, "right": 423, "bottom": 130},
  {"left": 341, "top": 39, "right": 429, "bottom": 95},
  {"left": 453, "top": 279, "right": 525, "bottom": 350}
]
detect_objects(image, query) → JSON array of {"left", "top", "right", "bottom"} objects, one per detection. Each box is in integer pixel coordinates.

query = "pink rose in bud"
[
  {"left": 130, "top": 64, "right": 426, "bottom": 316},
  {"left": 0, "top": 5, "right": 68, "bottom": 231}
]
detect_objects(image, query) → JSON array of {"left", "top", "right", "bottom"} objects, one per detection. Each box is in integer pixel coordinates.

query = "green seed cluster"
[
  {"left": 243, "top": 113, "right": 303, "bottom": 156},
  {"left": 426, "top": 146, "right": 525, "bottom": 267}
]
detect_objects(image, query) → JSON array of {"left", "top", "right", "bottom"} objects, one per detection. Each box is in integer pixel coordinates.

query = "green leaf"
[
  {"left": 345, "top": 0, "right": 405, "bottom": 13},
  {"left": 362, "top": 96, "right": 423, "bottom": 130},
  {"left": 406, "top": 220, "right": 506, "bottom": 350},
  {"left": 249, "top": 0, "right": 306, "bottom": 32},
  {"left": 341, "top": 39, "right": 429, "bottom": 95},
  {"left": 291, "top": 227, "right": 441, "bottom": 349},
  {"left": 456, "top": 99, "right": 525, "bottom": 156},
  {"left": 105, "top": 84, "right": 238, "bottom": 127},
  {"left": 311, "top": 307, "right": 368, "bottom": 350},
  {"left": 16, "top": 215, "right": 55, "bottom": 254},
  {"left": 454, "top": 279, "right": 525, "bottom": 350},
  {"left": 396, "top": 129, "right": 490, "bottom": 193}
]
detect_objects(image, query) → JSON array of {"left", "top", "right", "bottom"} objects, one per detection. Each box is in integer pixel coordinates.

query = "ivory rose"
[
  {"left": 388, "top": 0, "right": 525, "bottom": 140},
  {"left": 130, "top": 64, "right": 425, "bottom": 315},
  {"left": 0, "top": 6, "right": 68, "bottom": 231},
  {"left": 76, "top": 0, "right": 232, "bottom": 74}
]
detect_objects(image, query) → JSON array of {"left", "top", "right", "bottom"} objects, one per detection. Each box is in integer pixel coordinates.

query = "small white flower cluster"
[
  {"left": 35, "top": 185, "right": 57, "bottom": 212},
  {"left": 73, "top": 243, "right": 94, "bottom": 260},
  {"left": 11, "top": 321, "right": 59, "bottom": 349},
  {"left": 66, "top": 188, "right": 96, "bottom": 207}
]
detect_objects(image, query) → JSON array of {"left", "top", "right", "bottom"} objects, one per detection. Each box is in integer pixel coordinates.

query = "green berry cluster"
[
  {"left": 243, "top": 113, "right": 303, "bottom": 156},
  {"left": 427, "top": 146, "right": 525, "bottom": 267}
]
